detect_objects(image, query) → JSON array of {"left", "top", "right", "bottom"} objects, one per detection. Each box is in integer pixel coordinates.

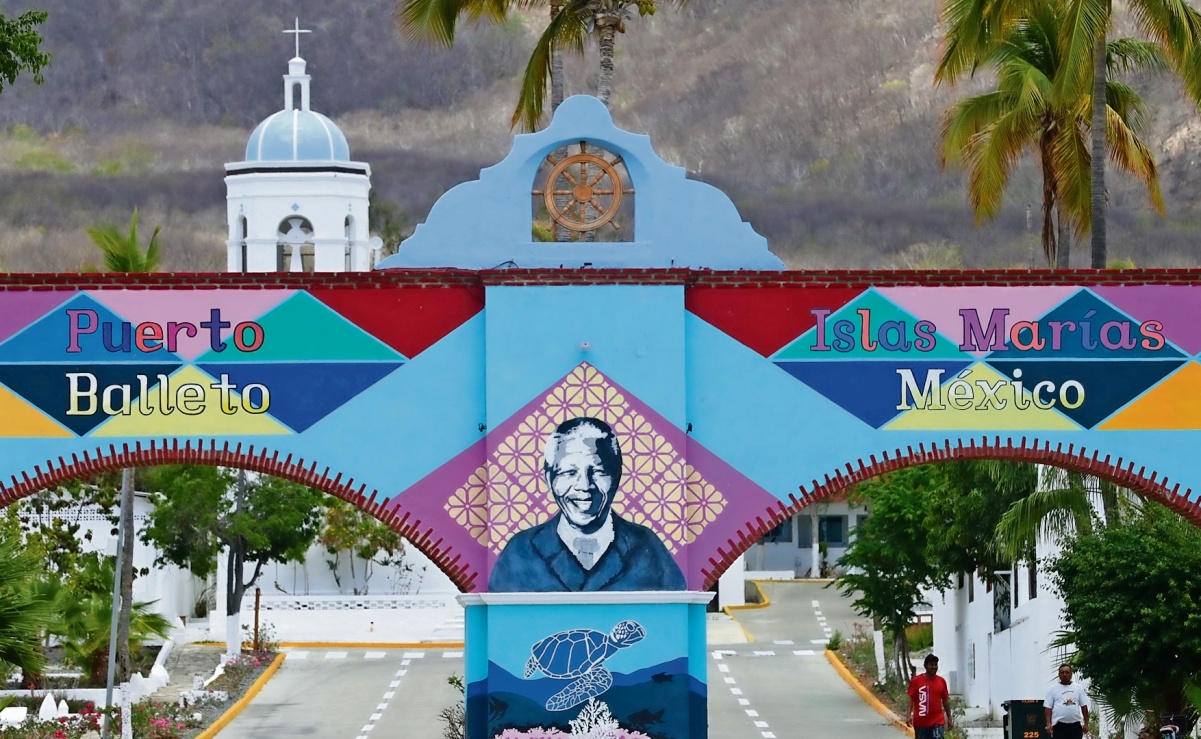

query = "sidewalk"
[{"left": 153, "top": 644, "right": 226, "bottom": 705}]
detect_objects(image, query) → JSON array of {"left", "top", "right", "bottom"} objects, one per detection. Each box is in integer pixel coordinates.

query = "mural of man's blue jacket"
[{"left": 490, "top": 513, "right": 686, "bottom": 592}]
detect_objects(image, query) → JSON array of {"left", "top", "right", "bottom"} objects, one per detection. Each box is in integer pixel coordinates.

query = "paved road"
[
  {"left": 217, "top": 648, "right": 461, "bottom": 738},
  {"left": 710, "top": 580, "right": 906, "bottom": 738},
  {"left": 218, "top": 582, "right": 904, "bottom": 738}
]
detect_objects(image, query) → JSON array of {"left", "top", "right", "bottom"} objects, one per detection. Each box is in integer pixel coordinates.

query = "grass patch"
[
  {"left": 906, "top": 622, "right": 933, "bottom": 652},
  {"left": 13, "top": 149, "right": 75, "bottom": 172}
]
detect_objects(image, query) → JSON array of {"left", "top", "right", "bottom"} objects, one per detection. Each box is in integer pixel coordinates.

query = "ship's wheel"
[{"left": 534, "top": 142, "right": 634, "bottom": 234}]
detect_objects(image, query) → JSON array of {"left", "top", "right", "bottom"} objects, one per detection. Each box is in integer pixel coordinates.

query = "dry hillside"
[{"left": 0, "top": 0, "right": 1198, "bottom": 271}]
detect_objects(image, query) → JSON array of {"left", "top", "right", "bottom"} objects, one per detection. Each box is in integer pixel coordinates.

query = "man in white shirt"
[{"left": 1044, "top": 664, "right": 1089, "bottom": 739}]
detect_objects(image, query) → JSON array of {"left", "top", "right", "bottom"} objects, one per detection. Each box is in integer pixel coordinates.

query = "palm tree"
[
  {"left": 51, "top": 558, "right": 173, "bottom": 686},
  {"left": 941, "top": 4, "right": 1165, "bottom": 265},
  {"left": 936, "top": 0, "right": 1201, "bottom": 268},
  {"left": 0, "top": 538, "right": 52, "bottom": 684},
  {"left": 397, "top": 0, "right": 689, "bottom": 131},
  {"left": 84, "top": 208, "right": 161, "bottom": 684},
  {"left": 85, "top": 207, "right": 161, "bottom": 273},
  {"left": 994, "top": 467, "right": 1129, "bottom": 559}
]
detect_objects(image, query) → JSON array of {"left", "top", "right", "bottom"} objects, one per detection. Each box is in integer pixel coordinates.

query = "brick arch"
[
  {"left": 700, "top": 436, "right": 1199, "bottom": 589},
  {"left": 0, "top": 439, "right": 473, "bottom": 592}
]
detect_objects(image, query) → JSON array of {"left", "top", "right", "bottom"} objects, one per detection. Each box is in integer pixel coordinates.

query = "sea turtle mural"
[{"left": 524, "top": 619, "right": 647, "bottom": 710}]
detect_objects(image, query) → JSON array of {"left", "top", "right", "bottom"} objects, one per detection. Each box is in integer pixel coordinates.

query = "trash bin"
[{"left": 1003, "top": 700, "right": 1048, "bottom": 739}]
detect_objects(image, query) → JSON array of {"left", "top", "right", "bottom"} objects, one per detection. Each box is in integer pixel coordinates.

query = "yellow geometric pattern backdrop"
[{"left": 444, "top": 364, "right": 727, "bottom": 554}]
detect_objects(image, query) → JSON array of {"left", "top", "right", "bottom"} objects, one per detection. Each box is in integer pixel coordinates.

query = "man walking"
[
  {"left": 1044, "top": 664, "right": 1090, "bottom": 739},
  {"left": 908, "top": 654, "right": 953, "bottom": 739}
]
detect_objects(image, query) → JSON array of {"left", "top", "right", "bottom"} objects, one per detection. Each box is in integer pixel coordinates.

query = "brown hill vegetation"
[{"left": 0, "top": 0, "right": 1198, "bottom": 271}]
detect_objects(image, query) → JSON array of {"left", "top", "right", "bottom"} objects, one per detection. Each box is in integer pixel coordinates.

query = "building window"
[
  {"left": 994, "top": 573, "right": 1012, "bottom": 632},
  {"left": 855, "top": 514, "right": 869, "bottom": 540},
  {"left": 239, "top": 216, "right": 248, "bottom": 273},
  {"left": 968, "top": 574, "right": 974, "bottom": 603},
  {"left": 1028, "top": 560, "right": 1038, "bottom": 599},
  {"left": 796, "top": 515, "right": 848, "bottom": 548},
  {"left": 277, "top": 216, "right": 315, "bottom": 272},
  {"left": 762, "top": 518, "right": 793, "bottom": 544}
]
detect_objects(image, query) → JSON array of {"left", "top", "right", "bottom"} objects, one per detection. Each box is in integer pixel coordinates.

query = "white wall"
[
  {"left": 746, "top": 500, "right": 867, "bottom": 577},
  {"left": 930, "top": 544, "right": 1119, "bottom": 736}
]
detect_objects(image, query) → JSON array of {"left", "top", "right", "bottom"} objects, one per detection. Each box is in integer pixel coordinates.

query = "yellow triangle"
[
  {"left": 886, "top": 363, "right": 1080, "bottom": 431},
  {"left": 0, "top": 384, "right": 73, "bottom": 437},
  {"left": 91, "top": 366, "right": 292, "bottom": 437},
  {"left": 1100, "top": 362, "right": 1201, "bottom": 430}
]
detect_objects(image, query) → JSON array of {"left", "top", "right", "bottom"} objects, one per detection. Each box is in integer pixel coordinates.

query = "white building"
[
  {"left": 746, "top": 496, "right": 870, "bottom": 579},
  {"left": 224, "top": 44, "right": 381, "bottom": 273},
  {"left": 929, "top": 473, "right": 1129, "bottom": 738}
]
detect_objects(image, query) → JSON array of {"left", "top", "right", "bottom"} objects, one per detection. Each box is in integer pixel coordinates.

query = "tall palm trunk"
[
  {"left": 1039, "top": 131, "right": 1058, "bottom": 266},
  {"left": 550, "top": 1, "right": 571, "bottom": 242},
  {"left": 595, "top": 15, "right": 619, "bottom": 105},
  {"left": 115, "top": 467, "right": 134, "bottom": 682},
  {"left": 1089, "top": 22, "right": 1108, "bottom": 268},
  {"left": 1056, "top": 203, "right": 1071, "bottom": 268},
  {"left": 549, "top": 2, "right": 564, "bottom": 111}
]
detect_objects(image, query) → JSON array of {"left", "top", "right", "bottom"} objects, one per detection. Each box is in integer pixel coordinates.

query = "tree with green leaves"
[
  {"left": 140, "top": 466, "right": 325, "bottom": 656},
  {"left": 0, "top": 10, "right": 50, "bottom": 96},
  {"left": 837, "top": 465, "right": 946, "bottom": 682},
  {"left": 319, "top": 498, "right": 409, "bottom": 595},
  {"left": 940, "top": 3, "right": 1164, "bottom": 266},
  {"left": 398, "top": 0, "right": 689, "bottom": 131},
  {"left": 923, "top": 460, "right": 1039, "bottom": 579},
  {"left": 1049, "top": 503, "right": 1201, "bottom": 734},
  {"left": 936, "top": 0, "right": 1201, "bottom": 268}
]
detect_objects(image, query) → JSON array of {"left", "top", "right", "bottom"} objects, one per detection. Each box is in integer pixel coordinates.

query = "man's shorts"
[{"left": 914, "top": 726, "right": 946, "bottom": 739}]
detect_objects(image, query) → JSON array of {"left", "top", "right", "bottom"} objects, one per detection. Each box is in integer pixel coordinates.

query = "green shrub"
[
  {"left": 906, "top": 622, "right": 933, "bottom": 651},
  {"left": 14, "top": 149, "right": 74, "bottom": 172}
]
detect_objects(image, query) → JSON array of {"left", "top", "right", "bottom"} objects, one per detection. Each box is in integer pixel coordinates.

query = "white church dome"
[
  {"left": 243, "top": 56, "right": 350, "bottom": 163},
  {"left": 245, "top": 108, "right": 350, "bottom": 162}
]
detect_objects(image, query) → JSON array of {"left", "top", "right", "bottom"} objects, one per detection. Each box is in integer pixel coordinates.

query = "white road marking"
[
  {"left": 443, "top": 651, "right": 463, "bottom": 658},
  {"left": 324, "top": 651, "right": 348, "bottom": 660},
  {"left": 358, "top": 649, "right": 421, "bottom": 737}
]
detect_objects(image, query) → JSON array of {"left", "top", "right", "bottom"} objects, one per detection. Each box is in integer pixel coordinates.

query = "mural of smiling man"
[{"left": 489, "top": 416, "right": 686, "bottom": 591}]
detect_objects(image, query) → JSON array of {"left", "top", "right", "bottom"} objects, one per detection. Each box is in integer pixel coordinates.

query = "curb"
[
  {"left": 194, "top": 652, "right": 286, "bottom": 739},
  {"left": 825, "top": 649, "right": 913, "bottom": 737},
  {"left": 722, "top": 580, "right": 771, "bottom": 643}
]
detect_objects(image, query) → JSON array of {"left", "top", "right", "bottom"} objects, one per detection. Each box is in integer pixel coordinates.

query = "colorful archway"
[{"left": 4, "top": 97, "right": 1201, "bottom": 738}]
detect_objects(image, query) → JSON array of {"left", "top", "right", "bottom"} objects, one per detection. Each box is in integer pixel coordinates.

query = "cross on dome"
[{"left": 284, "top": 17, "right": 311, "bottom": 59}]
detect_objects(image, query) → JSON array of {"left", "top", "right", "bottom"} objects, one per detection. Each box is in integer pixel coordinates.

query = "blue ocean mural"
[{"left": 465, "top": 601, "right": 707, "bottom": 739}]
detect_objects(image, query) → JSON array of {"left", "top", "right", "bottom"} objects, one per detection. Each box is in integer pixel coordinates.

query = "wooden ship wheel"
[{"left": 534, "top": 142, "right": 635, "bottom": 234}]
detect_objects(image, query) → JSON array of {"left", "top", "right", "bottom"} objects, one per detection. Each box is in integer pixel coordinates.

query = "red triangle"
[
  {"left": 311, "top": 286, "right": 483, "bottom": 359},
  {"left": 686, "top": 286, "right": 863, "bottom": 356}
]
